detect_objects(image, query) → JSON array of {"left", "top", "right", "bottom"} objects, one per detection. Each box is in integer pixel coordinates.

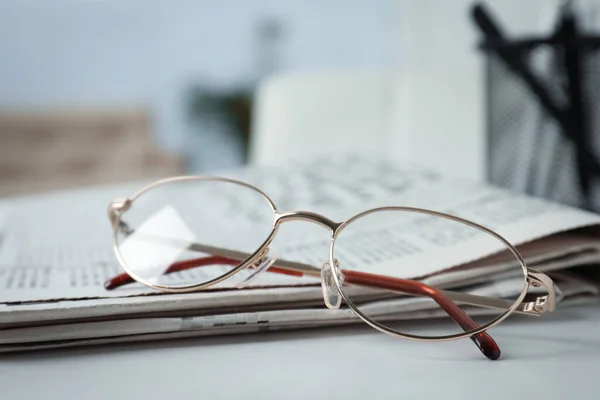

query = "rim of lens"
[
  {"left": 112, "top": 175, "right": 278, "bottom": 292},
  {"left": 328, "top": 206, "right": 529, "bottom": 341}
]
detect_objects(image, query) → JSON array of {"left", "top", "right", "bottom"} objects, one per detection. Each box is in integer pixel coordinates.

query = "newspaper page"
[{"left": 1, "top": 154, "right": 600, "bottom": 350}]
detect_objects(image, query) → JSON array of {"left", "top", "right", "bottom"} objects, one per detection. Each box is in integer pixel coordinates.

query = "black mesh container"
[{"left": 477, "top": 6, "right": 600, "bottom": 211}]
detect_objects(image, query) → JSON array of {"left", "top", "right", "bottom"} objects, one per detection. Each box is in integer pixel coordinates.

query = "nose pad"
[
  {"left": 236, "top": 251, "right": 278, "bottom": 288},
  {"left": 321, "top": 259, "right": 344, "bottom": 310}
]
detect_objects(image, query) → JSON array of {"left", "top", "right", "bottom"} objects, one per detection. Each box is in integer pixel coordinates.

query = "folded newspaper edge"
[{"left": 0, "top": 271, "right": 597, "bottom": 352}]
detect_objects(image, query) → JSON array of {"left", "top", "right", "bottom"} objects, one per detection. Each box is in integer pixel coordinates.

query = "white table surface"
[{"left": 1, "top": 305, "right": 599, "bottom": 400}]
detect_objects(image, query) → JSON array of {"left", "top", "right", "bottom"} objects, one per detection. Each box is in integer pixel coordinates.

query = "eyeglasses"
[{"left": 105, "top": 176, "right": 559, "bottom": 360}]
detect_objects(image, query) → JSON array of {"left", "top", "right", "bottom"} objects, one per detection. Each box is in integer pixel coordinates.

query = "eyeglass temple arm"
[
  {"left": 105, "top": 251, "right": 557, "bottom": 319},
  {"left": 107, "top": 208, "right": 555, "bottom": 318},
  {"left": 104, "top": 256, "right": 303, "bottom": 289},
  {"left": 340, "top": 270, "right": 500, "bottom": 360},
  {"left": 104, "top": 254, "right": 501, "bottom": 360}
]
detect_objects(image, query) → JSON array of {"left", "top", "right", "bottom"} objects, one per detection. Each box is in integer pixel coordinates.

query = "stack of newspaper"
[{"left": 1, "top": 154, "right": 599, "bottom": 352}]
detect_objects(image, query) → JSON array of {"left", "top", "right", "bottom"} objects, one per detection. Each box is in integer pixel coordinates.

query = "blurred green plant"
[{"left": 187, "top": 86, "right": 254, "bottom": 162}]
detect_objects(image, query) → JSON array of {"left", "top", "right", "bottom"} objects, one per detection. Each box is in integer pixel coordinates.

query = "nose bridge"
[{"left": 274, "top": 211, "right": 342, "bottom": 233}]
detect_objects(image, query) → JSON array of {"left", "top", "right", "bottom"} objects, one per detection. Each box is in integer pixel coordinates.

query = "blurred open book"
[{"left": 0, "top": 154, "right": 599, "bottom": 352}]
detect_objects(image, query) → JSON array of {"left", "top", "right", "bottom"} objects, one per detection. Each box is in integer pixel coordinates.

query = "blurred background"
[{"left": 1, "top": 0, "right": 600, "bottom": 210}]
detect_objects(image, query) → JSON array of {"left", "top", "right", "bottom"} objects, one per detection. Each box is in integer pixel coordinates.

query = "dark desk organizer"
[{"left": 473, "top": 2, "right": 600, "bottom": 211}]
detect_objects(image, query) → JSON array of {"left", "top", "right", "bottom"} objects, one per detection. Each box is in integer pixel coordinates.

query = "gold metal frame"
[{"left": 108, "top": 175, "right": 558, "bottom": 343}]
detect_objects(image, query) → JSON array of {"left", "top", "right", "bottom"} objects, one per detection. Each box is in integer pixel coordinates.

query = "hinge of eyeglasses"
[
  {"left": 517, "top": 269, "right": 559, "bottom": 316},
  {"left": 107, "top": 198, "right": 132, "bottom": 229},
  {"left": 517, "top": 295, "right": 550, "bottom": 316}
]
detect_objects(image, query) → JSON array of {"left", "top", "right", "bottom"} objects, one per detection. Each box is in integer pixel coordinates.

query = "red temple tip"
[
  {"left": 471, "top": 332, "right": 501, "bottom": 360},
  {"left": 103, "top": 272, "right": 134, "bottom": 291},
  {"left": 104, "top": 278, "right": 118, "bottom": 290}
]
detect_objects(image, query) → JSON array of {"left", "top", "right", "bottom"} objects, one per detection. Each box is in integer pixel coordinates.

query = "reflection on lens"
[
  {"left": 115, "top": 178, "right": 275, "bottom": 289},
  {"left": 332, "top": 208, "right": 526, "bottom": 338}
]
